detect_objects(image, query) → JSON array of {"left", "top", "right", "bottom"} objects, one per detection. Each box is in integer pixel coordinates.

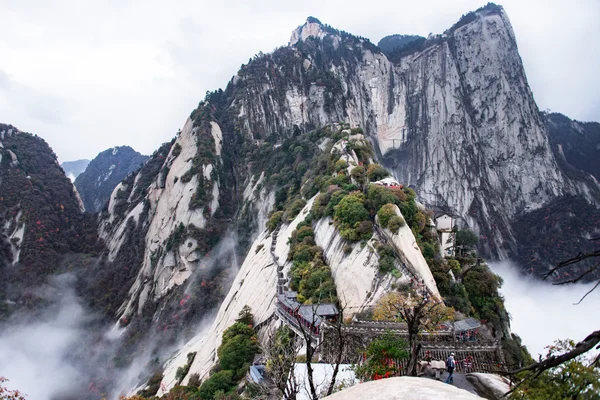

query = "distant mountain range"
[{"left": 73, "top": 146, "right": 148, "bottom": 212}]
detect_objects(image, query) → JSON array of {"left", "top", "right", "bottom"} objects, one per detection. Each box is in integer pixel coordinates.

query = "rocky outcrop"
[
  {"left": 325, "top": 376, "right": 482, "bottom": 399},
  {"left": 467, "top": 373, "right": 511, "bottom": 399},
  {"left": 376, "top": 205, "right": 439, "bottom": 297},
  {"left": 98, "top": 119, "right": 218, "bottom": 321}
]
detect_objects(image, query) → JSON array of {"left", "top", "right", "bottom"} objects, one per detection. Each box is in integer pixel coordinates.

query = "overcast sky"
[{"left": 1, "top": 0, "right": 599, "bottom": 162}]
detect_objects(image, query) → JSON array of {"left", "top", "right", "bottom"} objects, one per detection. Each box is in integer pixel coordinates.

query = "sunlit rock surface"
[{"left": 326, "top": 376, "right": 482, "bottom": 399}]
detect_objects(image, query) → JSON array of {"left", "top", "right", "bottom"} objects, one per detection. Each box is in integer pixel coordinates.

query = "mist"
[
  {"left": 0, "top": 273, "right": 161, "bottom": 400},
  {"left": 490, "top": 261, "right": 600, "bottom": 359},
  {"left": 0, "top": 274, "right": 105, "bottom": 399}
]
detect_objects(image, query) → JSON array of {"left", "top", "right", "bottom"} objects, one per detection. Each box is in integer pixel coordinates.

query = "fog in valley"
[
  {"left": 0, "top": 232, "right": 242, "bottom": 399},
  {"left": 0, "top": 274, "right": 111, "bottom": 399},
  {"left": 490, "top": 261, "right": 600, "bottom": 359}
]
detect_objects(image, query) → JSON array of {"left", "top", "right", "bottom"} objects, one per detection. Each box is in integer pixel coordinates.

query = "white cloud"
[
  {"left": 490, "top": 261, "right": 600, "bottom": 359},
  {"left": 0, "top": 0, "right": 598, "bottom": 161}
]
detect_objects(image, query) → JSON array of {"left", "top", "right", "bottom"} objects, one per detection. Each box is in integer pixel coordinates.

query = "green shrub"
[
  {"left": 350, "top": 165, "right": 366, "bottom": 183},
  {"left": 325, "top": 189, "right": 346, "bottom": 217},
  {"left": 448, "top": 259, "right": 461, "bottom": 274},
  {"left": 335, "top": 159, "right": 349, "bottom": 172},
  {"left": 330, "top": 173, "right": 350, "bottom": 187},
  {"left": 295, "top": 226, "right": 314, "bottom": 243},
  {"left": 355, "top": 220, "right": 373, "bottom": 239},
  {"left": 354, "top": 332, "right": 409, "bottom": 380},
  {"left": 267, "top": 211, "right": 283, "bottom": 231},
  {"left": 292, "top": 244, "right": 321, "bottom": 263},
  {"left": 388, "top": 215, "right": 405, "bottom": 232},
  {"left": 414, "top": 211, "right": 427, "bottom": 232},
  {"left": 377, "top": 203, "right": 397, "bottom": 228},
  {"left": 421, "top": 242, "right": 436, "bottom": 259},
  {"left": 218, "top": 334, "right": 258, "bottom": 378},
  {"left": 181, "top": 168, "right": 195, "bottom": 183},
  {"left": 379, "top": 256, "right": 394, "bottom": 274},
  {"left": 334, "top": 192, "right": 369, "bottom": 226},
  {"left": 376, "top": 244, "right": 397, "bottom": 274},
  {"left": 175, "top": 352, "right": 197, "bottom": 384},
  {"left": 398, "top": 198, "right": 418, "bottom": 229},
  {"left": 172, "top": 143, "right": 182, "bottom": 157},
  {"left": 390, "top": 187, "right": 407, "bottom": 202},
  {"left": 311, "top": 191, "right": 331, "bottom": 219},
  {"left": 463, "top": 265, "right": 504, "bottom": 325},
  {"left": 286, "top": 198, "right": 306, "bottom": 221},
  {"left": 366, "top": 185, "right": 398, "bottom": 213},
  {"left": 455, "top": 229, "right": 479, "bottom": 255},
  {"left": 137, "top": 372, "right": 163, "bottom": 397},
  {"left": 165, "top": 222, "right": 187, "bottom": 252},
  {"left": 198, "top": 370, "right": 234, "bottom": 400},
  {"left": 334, "top": 192, "right": 372, "bottom": 241},
  {"left": 188, "top": 373, "right": 201, "bottom": 387},
  {"left": 221, "top": 322, "right": 256, "bottom": 345},
  {"left": 366, "top": 163, "right": 389, "bottom": 181},
  {"left": 236, "top": 305, "right": 255, "bottom": 326}
]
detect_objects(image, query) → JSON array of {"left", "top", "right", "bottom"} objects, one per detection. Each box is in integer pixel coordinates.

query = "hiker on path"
[{"left": 445, "top": 352, "right": 456, "bottom": 384}]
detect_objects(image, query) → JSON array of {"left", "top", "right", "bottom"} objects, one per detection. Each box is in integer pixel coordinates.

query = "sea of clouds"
[{"left": 490, "top": 261, "right": 600, "bottom": 359}]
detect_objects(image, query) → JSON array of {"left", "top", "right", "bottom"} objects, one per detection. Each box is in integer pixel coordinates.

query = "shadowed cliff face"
[{"left": 544, "top": 112, "right": 600, "bottom": 182}]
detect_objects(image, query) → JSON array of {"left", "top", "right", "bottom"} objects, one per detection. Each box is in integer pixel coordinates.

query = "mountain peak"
[{"left": 289, "top": 16, "right": 329, "bottom": 46}]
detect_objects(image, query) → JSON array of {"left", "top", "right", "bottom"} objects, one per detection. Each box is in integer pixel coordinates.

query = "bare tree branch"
[
  {"left": 553, "top": 260, "right": 599, "bottom": 285},
  {"left": 504, "top": 330, "right": 600, "bottom": 397},
  {"left": 543, "top": 250, "right": 600, "bottom": 280},
  {"left": 513, "top": 330, "right": 600, "bottom": 375},
  {"left": 574, "top": 280, "right": 600, "bottom": 305}
]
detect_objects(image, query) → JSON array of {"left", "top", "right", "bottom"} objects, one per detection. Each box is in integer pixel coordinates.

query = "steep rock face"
[
  {"left": 74, "top": 146, "right": 148, "bottom": 212},
  {"left": 61, "top": 159, "right": 90, "bottom": 181},
  {"left": 100, "top": 119, "right": 224, "bottom": 321},
  {"left": 89, "top": 110, "right": 273, "bottom": 365},
  {"left": 378, "top": 7, "right": 596, "bottom": 261}
]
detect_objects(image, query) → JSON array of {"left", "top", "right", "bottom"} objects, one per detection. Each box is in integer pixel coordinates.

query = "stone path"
[{"left": 429, "top": 372, "right": 479, "bottom": 396}]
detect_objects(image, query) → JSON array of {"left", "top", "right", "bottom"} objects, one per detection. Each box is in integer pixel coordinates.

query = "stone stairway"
[{"left": 270, "top": 225, "right": 287, "bottom": 295}]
